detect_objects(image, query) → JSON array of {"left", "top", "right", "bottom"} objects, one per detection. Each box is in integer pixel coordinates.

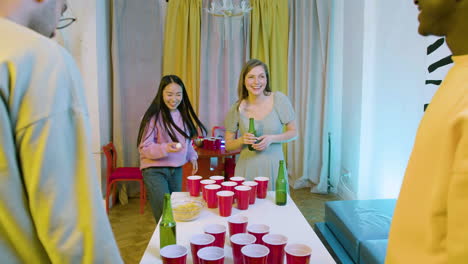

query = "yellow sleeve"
[
  {"left": 448, "top": 113, "right": 468, "bottom": 262},
  {"left": 11, "top": 58, "right": 124, "bottom": 263},
  {"left": 447, "top": 172, "right": 468, "bottom": 262}
]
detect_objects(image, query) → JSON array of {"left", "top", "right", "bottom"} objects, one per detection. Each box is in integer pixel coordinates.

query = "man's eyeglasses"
[{"left": 57, "top": 17, "right": 77, "bottom": 30}]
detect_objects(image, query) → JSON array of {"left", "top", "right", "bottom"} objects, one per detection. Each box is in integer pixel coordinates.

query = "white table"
[{"left": 140, "top": 192, "right": 336, "bottom": 264}]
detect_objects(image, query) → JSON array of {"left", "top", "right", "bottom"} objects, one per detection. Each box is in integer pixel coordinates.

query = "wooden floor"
[{"left": 108, "top": 188, "right": 340, "bottom": 264}]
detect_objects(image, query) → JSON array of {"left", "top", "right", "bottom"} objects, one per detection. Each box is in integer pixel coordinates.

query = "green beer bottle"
[
  {"left": 248, "top": 118, "right": 256, "bottom": 151},
  {"left": 160, "top": 193, "right": 176, "bottom": 249},
  {"left": 275, "top": 160, "right": 288, "bottom": 206}
]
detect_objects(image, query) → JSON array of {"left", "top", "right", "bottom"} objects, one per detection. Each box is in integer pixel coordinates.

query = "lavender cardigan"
[{"left": 139, "top": 110, "right": 197, "bottom": 170}]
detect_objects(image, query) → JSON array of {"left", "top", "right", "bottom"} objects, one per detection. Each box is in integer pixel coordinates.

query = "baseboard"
[{"left": 337, "top": 178, "right": 356, "bottom": 200}]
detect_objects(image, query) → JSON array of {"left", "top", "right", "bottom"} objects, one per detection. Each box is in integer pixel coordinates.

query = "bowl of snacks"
[{"left": 172, "top": 197, "right": 204, "bottom": 222}]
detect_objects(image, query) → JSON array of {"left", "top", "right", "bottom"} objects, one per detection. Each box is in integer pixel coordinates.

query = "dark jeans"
[{"left": 141, "top": 166, "right": 182, "bottom": 223}]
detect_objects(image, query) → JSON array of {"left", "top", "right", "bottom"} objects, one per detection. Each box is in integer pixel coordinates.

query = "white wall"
[
  {"left": 339, "top": 0, "right": 365, "bottom": 198},
  {"left": 336, "top": 0, "right": 427, "bottom": 199},
  {"left": 96, "top": 0, "right": 112, "bottom": 194},
  {"left": 56, "top": 0, "right": 111, "bottom": 194}
]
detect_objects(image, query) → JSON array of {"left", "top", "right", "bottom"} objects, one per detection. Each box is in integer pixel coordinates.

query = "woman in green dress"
[{"left": 224, "top": 59, "right": 297, "bottom": 190}]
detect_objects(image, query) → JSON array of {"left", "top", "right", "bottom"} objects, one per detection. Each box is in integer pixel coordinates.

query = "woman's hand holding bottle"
[
  {"left": 252, "top": 135, "right": 273, "bottom": 151},
  {"left": 241, "top": 132, "right": 258, "bottom": 146}
]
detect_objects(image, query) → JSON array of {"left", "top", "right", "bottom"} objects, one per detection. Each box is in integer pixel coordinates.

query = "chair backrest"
[
  {"left": 212, "top": 126, "right": 226, "bottom": 138},
  {"left": 102, "top": 142, "right": 117, "bottom": 180}
]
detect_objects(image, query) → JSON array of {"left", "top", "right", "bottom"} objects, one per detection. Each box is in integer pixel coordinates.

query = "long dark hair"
[
  {"left": 137, "top": 75, "right": 207, "bottom": 146},
  {"left": 237, "top": 59, "right": 272, "bottom": 105}
]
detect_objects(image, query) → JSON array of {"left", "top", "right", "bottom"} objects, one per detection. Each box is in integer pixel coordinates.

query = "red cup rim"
[
  {"left": 187, "top": 175, "right": 203, "bottom": 180},
  {"left": 285, "top": 244, "right": 312, "bottom": 256},
  {"left": 228, "top": 215, "right": 248, "bottom": 224},
  {"left": 262, "top": 234, "right": 288, "bottom": 245},
  {"left": 241, "top": 244, "right": 270, "bottom": 258},
  {"left": 247, "top": 224, "right": 270, "bottom": 233},
  {"left": 190, "top": 234, "right": 216, "bottom": 245},
  {"left": 205, "top": 184, "right": 222, "bottom": 190},
  {"left": 230, "top": 233, "right": 257, "bottom": 245},
  {"left": 216, "top": 190, "right": 235, "bottom": 197},
  {"left": 160, "top": 245, "right": 188, "bottom": 258},
  {"left": 221, "top": 181, "right": 237, "bottom": 186},
  {"left": 254, "top": 177, "right": 269, "bottom": 182},
  {"left": 234, "top": 186, "right": 251, "bottom": 191},
  {"left": 230, "top": 176, "right": 245, "bottom": 181},
  {"left": 204, "top": 224, "right": 226, "bottom": 234},
  {"left": 242, "top": 181, "right": 258, "bottom": 186},
  {"left": 200, "top": 180, "right": 216, "bottom": 184},
  {"left": 197, "top": 246, "right": 225, "bottom": 260}
]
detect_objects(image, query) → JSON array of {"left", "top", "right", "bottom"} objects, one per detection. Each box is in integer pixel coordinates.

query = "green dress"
[{"left": 224, "top": 92, "right": 295, "bottom": 190}]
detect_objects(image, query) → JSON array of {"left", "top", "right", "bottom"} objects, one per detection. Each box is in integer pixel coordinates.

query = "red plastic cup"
[
  {"left": 217, "top": 191, "right": 235, "bottom": 217},
  {"left": 242, "top": 181, "right": 258, "bottom": 204},
  {"left": 203, "top": 138, "right": 212, "bottom": 150},
  {"left": 215, "top": 138, "right": 222, "bottom": 149},
  {"left": 190, "top": 234, "right": 215, "bottom": 264},
  {"left": 209, "top": 138, "right": 217, "bottom": 150},
  {"left": 197, "top": 246, "right": 225, "bottom": 264},
  {"left": 254, "top": 177, "right": 269, "bottom": 199},
  {"left": 247, "top": 224, "right": 270, "bottom": 246},
  {"left": 235, "top": 185, "right": 251, "bottom": 210},
  {"left": 221, "top": 181, "right": 238, "bottom": 203},
  {"left": 160, "top": 244, "right": 188, "bottom": 264},
  {"left": 210, "top": 175, "right": 225, "bottom": 185},
  {"left": 262, "top": 234, "right": 288, "bottom": 264},
  {"left": 284, "top": 244, "right": 312, "bottom": 264},
  {"left": 204, "top": 184, "right": 222, "bottom": 209},
  {"left": 200, "top": 179, "right": 216, "bottom": 201},
  {"left": 241, "top": 244, "right": 270, "bottom": 264},
  {"left": 221, "top": 181, "right": 238, "bottom": 192},
  {"left": 228, "top": 215, "right": 248, "bottom": 237},
  {"left": 230, "top": 176, "right": 245, "bottom": 185},
  {"left": 230, "top": 233, "right": 257, "bottom": 264},
  {"left": 187, "top": 175, "right": 203, "bottom": 197},
  {"left": 204, "top": 224, "right": 226, "bottom": 248}
]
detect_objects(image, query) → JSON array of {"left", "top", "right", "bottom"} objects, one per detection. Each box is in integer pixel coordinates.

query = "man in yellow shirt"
[
  {"left": 0, "top": 0, "right": 123, "bottom": 263},
  {"left": 386, "top": 1, "right": 468, "bottom": 263}
]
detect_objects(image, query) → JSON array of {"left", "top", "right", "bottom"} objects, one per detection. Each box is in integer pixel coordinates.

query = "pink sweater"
[{"left": 138, "top": 110, "right": 197, "bottom": 169}]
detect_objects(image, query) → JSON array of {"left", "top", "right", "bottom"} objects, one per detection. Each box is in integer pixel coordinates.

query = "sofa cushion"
[
  {"left": 359, "top": 239, "right": 388, "bottom": 264},
  {"left": 324, "top": 199, "right": 396, "bottom": 263}
]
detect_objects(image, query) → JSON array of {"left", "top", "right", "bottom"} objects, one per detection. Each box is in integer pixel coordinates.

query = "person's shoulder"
[
  {"left": 229, "top": 100, "right": 241, "bottom": 112},
  {"left": 0, "top": 18, "right": 67, "bottom": 63},
  {"left": 273, "top": 91, "right": 291, "bottom": 104}
]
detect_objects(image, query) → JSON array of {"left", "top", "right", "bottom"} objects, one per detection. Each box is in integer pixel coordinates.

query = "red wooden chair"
[{"left": 102, "top": 142, "right": 146, "bottom": 214}]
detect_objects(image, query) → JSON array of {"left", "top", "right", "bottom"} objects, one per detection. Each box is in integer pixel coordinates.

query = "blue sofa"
[{"left": 315, "top": 199, "right": 396, "bottom": 264}]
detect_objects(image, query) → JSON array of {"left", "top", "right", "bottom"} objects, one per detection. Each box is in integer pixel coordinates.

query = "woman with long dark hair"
[{"left": 137, "top": 75, "right": 207, "bottom": 222}]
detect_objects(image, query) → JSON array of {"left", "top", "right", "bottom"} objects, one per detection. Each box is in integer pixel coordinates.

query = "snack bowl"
[{"left": 172, "top": 197, "right": 204, "bottom": 222}]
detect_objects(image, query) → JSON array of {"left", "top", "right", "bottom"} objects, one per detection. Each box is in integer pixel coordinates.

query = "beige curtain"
[
  {"left": 287, "top": 0, "right": 334, "bottom": 193},
  {"left": 163, "top": 0, "right": 202, "bottom": 112},
  {"left": 110, "top": 0, "right": 167, "bottom": 196},
  {"left": 250, "top": 0, "right": 289, "bottom": 94},
  {"left": 198, "top": 0, "right": 250, "bottom": 131}
]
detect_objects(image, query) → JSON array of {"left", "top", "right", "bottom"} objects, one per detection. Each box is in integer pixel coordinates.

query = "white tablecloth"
[{"left": 140, "top": 192, "right": 336, "bottom": 263}]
